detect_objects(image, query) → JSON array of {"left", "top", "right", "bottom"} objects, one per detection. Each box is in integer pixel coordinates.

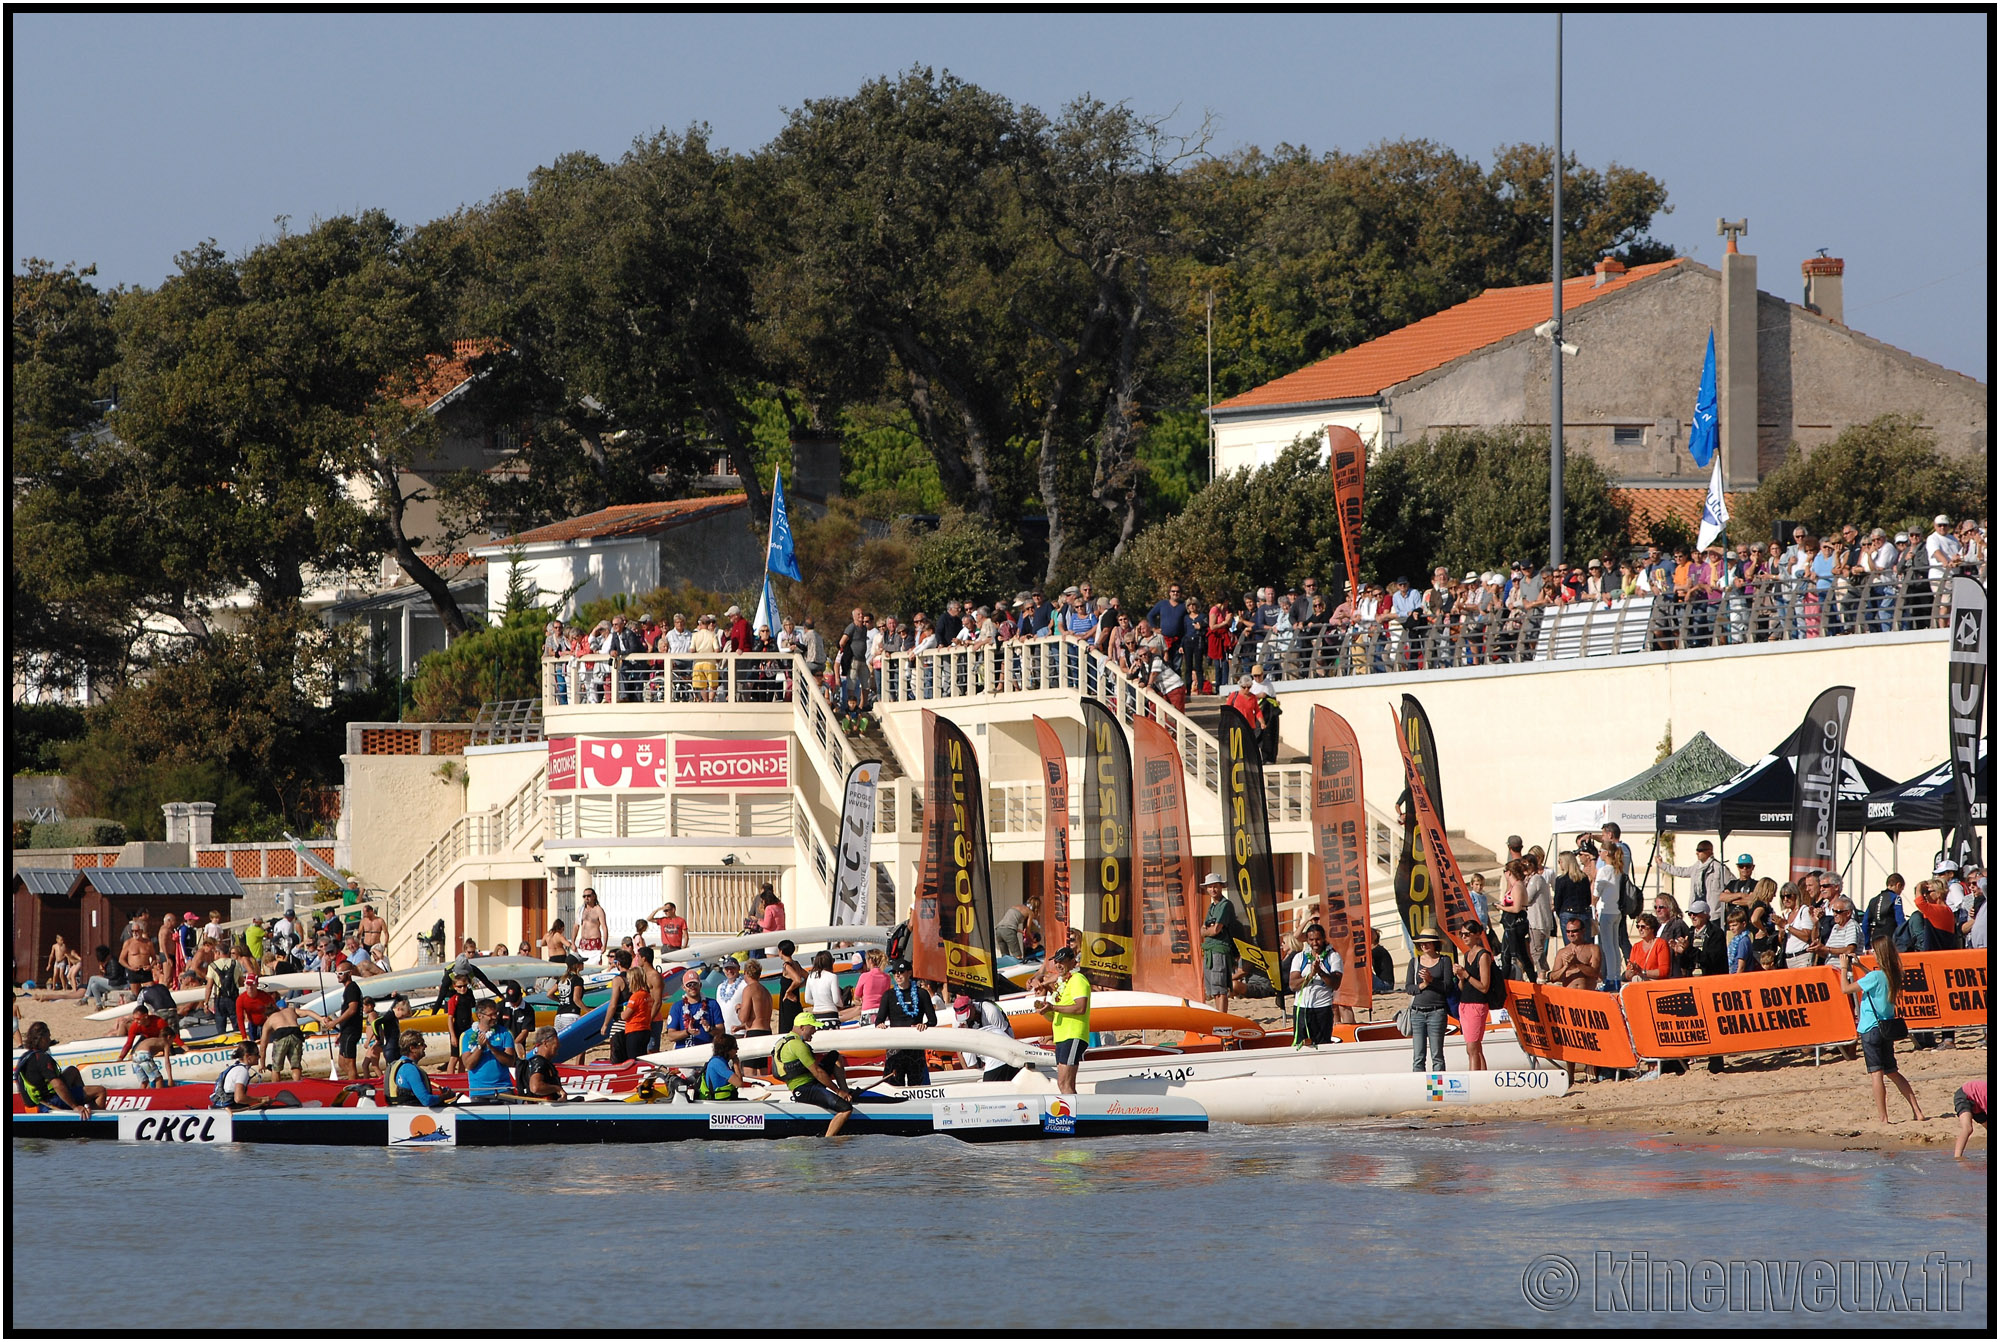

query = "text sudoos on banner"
[{"left": 1621, "top": 967, "right": 1854, "bottom": 1059}]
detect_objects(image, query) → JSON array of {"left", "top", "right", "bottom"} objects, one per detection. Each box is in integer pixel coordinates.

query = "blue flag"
[
  {"left": 766, "top": 468, "right": 801, "bottom": 580},
  {"left": 1687, "top": 329, "right": 1718, "bottom": 469}
]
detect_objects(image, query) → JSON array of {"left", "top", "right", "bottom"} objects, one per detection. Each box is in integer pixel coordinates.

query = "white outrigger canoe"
[
  {"left": 657, "top": 925, "right": 890, "bottom": 967},
  {"left": 640, "top": 1025, "right": 1562, "bottom": 1124}
]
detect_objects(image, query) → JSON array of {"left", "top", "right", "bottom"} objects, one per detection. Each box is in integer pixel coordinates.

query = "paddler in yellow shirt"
[{"left": 1035, "top": 945, "right": 1090, "bottom": 1095}]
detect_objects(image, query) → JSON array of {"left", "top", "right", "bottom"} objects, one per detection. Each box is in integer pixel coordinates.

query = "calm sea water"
[{"left": 11, "top": 1121, "right": 1986, "bottom": 1329}]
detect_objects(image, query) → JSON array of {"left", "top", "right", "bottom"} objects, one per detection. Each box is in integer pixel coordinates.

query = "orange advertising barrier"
[
  {"left": 1501, "top": 980, "right": 1639, "bottom": 1070},
  {"left": 1854, "top": 951, "right": 1990, "bottom": 1030},
  {"left": 1620, "top": 968, "right": 1853, "bottom": 1059}
]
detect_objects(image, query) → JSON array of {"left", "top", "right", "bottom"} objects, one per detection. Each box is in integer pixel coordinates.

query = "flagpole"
[{"left": 1549, "top": 11, "right": 1565, "bottom": 570}]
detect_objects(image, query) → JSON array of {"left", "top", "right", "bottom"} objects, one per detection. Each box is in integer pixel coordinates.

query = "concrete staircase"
[{"left": 843, "top": 720, "right": 907, "bottom": 783}]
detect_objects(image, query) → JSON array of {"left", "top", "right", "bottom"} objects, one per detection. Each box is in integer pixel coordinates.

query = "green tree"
[
  {"left": 899, "top": 510, "right": 1024, "bottom": 617},
  {"left": 406, "top": 610, "right": 549, "bottom": 722},
  {"left": 10, "top": 261, "right": 144, "bottom": 689},
  {"left": 1102, "top": 430, "right": 1629, "bottom": 609},
  {"left": 759, "top": 69, "right": 1029, "bottom": 522},
  {"left": 1732, "top": 414, "right": 1987, "bottom": 542},
  {"left": 436, "top": 127, "right": 771, "bottom": 536},
  {"left": 58, "top": 606, "right": 366, "bottom": 841},
  {"left": 1362, "top": 426, "right": 1630, "bottom": 583}
]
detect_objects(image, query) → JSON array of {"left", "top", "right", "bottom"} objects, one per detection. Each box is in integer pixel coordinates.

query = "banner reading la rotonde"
[{"left": 1308, "top": 706, "right": 1372, "bottom": 1011}]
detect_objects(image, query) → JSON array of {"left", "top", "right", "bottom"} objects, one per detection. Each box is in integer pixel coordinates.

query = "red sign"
[
  {"left": 583, "top": 737, "right": 670, "bottom": 789},
  {"left": 547, "top": 738, "right": 577, "bottom": 791},
  {"left": 673, "top": 738, "right": 789, "bottom": 789}
]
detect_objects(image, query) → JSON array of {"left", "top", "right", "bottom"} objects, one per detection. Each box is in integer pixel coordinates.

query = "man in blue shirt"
[
  {"left": 664, "top": 972, "right": 724, "bottom": 1048},
  {"left": 1147, "top": 583, "right": 1193, "bottom": 658},
  {"left": 460, "top": 1001, "right": 519, "bottom": 1099}
]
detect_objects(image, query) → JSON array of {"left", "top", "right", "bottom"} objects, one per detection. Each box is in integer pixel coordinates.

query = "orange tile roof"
[
  {"left": 1215, "top": 259, "right": 1687, "bottom": 411},
  {"left": 488, "top": 495, "right": 749, "bottom": 547},
  {"left": 402, "top": 338, "right": 508, "bottom": 409},
  {"left": 1614, "top": 485, "right": 1740, "bottom": 539}
]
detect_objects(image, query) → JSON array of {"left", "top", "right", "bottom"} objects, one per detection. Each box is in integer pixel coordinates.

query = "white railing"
[
  {"left": 794, "top": 797, "right": 837, "bottom": 889},
  {"left": 877, "top": 635, "right": 1310, "bottom": 818},
  {"left": 382, "top": 766, "right": 546, "bottom": 943},
  {"left": 542, "top": 650, "right": 800, "bottom": 706}
]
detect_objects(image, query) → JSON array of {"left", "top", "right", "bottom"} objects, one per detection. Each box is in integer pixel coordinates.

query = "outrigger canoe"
[{"left": 11, "top": 1090, "right": 1206, "bottom": 1145}]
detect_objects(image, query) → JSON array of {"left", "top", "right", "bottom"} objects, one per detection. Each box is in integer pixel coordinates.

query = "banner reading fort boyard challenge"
[
  {"left": 1502, "top": 980, "right": 1639, "bottom": 1071},
  {"left": 1308, "top": 706, "right": 1372, "bottom": 1012},
  {"left": 829, "top": 761, "right": 880, "bottom": 926},
  {"left": 1080, "top": 699, "right": 1135, "bottom": 992},
  {"left": 1218, "top": 704, "right": 1286, "bottom": 1002},
  {"left": 1392, "top": 695, "right": 1447, "bottom": 956},
  {"left": 918, "top": 712, "right": 999, "bottom": 994},
  {"left": 1788, "top": 685, "right": 1855, "bottom": 884},
  {"left": 1621, "top": 967, "right": 1854, "bottom": 1060},
  {"left": 1032, "top": 715, "right": 1073, "bottom": 955},
  {"left": 1946, "top": 576, "right": 1987, "bottom": 871},
  {"left": 1131, "top": 715, "right": 1203, "bottom": 1001},
  {"left": 1390, "top": 699, "right": 1478, "bottom": 954},
  {"left": 1858, "top": 950, "right": 1989, "bottom": 1030}
]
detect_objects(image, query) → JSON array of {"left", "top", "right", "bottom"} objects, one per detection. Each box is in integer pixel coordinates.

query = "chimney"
[
  {"left": 1716, "top": 218, "right": 1759, "bottom": 488},
  {"left": 789, "top": 430, "right": 843, "bottom": 505},
  {"left": 1802, "top": 255, "right": 1844, "bottom": 325},
  {"left": 161, "top": 802, "right": 191, "bottom": 847},
  {"left": 188, "top": 801, "right": 216, "bottom": 847},
  {"left": 1592, "top": 257, "right": 1626, "bottom": 288}
]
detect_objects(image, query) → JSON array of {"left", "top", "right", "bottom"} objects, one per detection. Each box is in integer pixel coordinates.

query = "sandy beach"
[
  {"left": 17, "top": 987, "right": 1985, "bottom": 1156},
  {"left": 1402, "top": 1037, "right": 1989, "bottom": 1153}
]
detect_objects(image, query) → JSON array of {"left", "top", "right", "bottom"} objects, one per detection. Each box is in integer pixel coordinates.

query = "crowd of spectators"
[{"left": 539, "top": 514, "right": 1987, "bottom": 709}]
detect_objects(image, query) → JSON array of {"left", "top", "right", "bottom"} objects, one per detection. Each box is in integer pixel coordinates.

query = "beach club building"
[{"left": 337, "top": 610, "right": 1956, "bottom": 979}]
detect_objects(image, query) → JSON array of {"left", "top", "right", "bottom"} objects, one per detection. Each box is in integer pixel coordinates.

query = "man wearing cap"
[
  {"left": 1723, "top": 855, "right": 1759, "bottom": 903},
  {"left": 712, "top": 958, "right": 749, "bottom": 1036},
  {"left": 873, "top": 959, "right": 937, "bottom": 1086},
  {"left": 1663, "top": 840, "right": 1726, "bottom": 910},
  {"left": 1199, "top": 873, "right": 1239, "bottom": 1012},
  {"left": 664, "top": 971, "right": 724, "bottom": 1049},
  {"left": 1923, "top": 513, "right": 1962, "bottom": 624},
  {"left": 774, "top": 1015, "right": 855, "bottom": 1136},
  {"left": 1035, "top": 946, "right": 1092, "bottom": 1095}
]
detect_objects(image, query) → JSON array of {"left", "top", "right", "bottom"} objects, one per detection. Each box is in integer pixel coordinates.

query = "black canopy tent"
[
  {"left": 1654, "top": 732, "right": 1900, "bottom": 893},
  {"left": 1654, "top": 748, "right": 1897, "bottom": 838},
  {"left": 1861, "top": 747, "right": 1991, "bottom": 834}
]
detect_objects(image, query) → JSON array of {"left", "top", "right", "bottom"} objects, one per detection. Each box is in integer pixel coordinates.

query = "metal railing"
[
  {"left": 542, "top": 651, "right": 801, "bottom": 705},
  {"left": 1232, "top": 563, "right": 1982, "bottom": 681}
]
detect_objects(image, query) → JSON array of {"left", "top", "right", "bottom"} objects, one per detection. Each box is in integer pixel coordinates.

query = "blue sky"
[{"left": 13, "top": 11, "right": 1989, "bottom": 377}]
